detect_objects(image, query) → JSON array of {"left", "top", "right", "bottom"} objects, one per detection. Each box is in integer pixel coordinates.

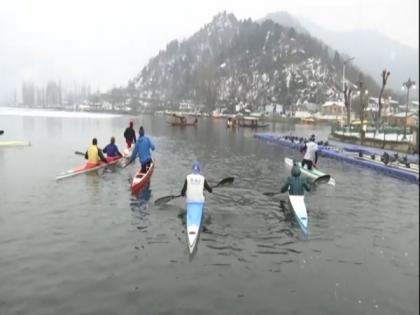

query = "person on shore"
[
  {"left": 300, "top": 134, "right": 319, "bottom": 170},
  {"left": 281, "top": 161, "right": 310, "bottom": 195},
  {"left": 84, "top": 138, "right": 108, "bottom": 166},
  {"left": 124, "top": 121, "right": 136, "bottom": 149},
  {"left": 129, "top": 126, "right": 155, "bottom": 173},
  {"left": 181, "top": 161, "right": 213, "bottom": 202},
  {"left": 103, "top": 136, "right": 123, "bottom": 162}
]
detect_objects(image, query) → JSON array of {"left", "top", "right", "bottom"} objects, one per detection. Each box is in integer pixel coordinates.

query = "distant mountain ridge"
[
  {"left": 134, "top": 12, "right": 382, "bottom": 111},
  {"left": 260, "top": 11, "right": 419, "bottom": 94}
]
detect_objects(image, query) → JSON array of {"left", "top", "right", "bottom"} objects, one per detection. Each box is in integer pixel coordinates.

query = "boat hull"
[
  {"left": 284, "top": 157, "right": 333, "bottom": 184},
  {"left": 0, "top": 140, "right": 31, "bottom": 147},
  {"left": 56, "top": 157, "right": 122, "bottom": 180},
  {"left": 131, "top": 161, "right": 154, "bottom": 195},
  {"left": 168, "top": 122, "right": 197, "bottom": 127},
  {"left": 288, "top": 194, "right": 308, "bottom": 232},
  {"left": 186, "top": 202, "right": 204, "bottom": 254}
]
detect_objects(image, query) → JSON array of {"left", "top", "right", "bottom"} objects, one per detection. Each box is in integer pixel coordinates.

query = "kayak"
[
  {"left": 169, "top": 121, "right": 198, "bottom": 127},
  {"left": 284, "top": 157, "right": 335, "bottom": 185},
  {"left": 0, "top": 140, "right": 31, "bottom": 147},
  {"left": 131, "top": 160, "right": 154, "bottom": 195},
  {"left": 288, "top": 194, "right": 308, "bottom": 233},
  {"left": 186, "top": 202, "right": 204, "bottom": 254},
  {"left": 56, "top": 157, "right": 122, "bottom": 180}
]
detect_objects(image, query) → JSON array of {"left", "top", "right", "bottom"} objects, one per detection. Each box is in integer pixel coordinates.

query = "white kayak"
[
  {"left": 288, "top": 194, "right": 308, "bottom": 232},
  {"left": 186, "top": 202, "right": 204, "bottom": 254},
  {"left": 285, "top": 157, "right": 335, "bottom": 186}
]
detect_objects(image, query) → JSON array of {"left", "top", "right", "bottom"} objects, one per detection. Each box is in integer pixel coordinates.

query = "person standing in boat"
[
  {"left": 181, "top": 161, "right": 213, "bottom": 202},
  {"left": 124, "top": 121, "right": 136, "bottom": 149},
  {"left": 300, "top": 134, "right": 319, "bottom": 170},
  {"left": 281, "top": 161, "right": 310, "bottom": 195},
  {"left": 103, "top": 136, "right": 123, "bottom": 162},
  {"left": 84, "top": 138, "right": 108, "bottom": 165},
  {"left": 129, "top": 126, "right": 155, "bottom": 172}
]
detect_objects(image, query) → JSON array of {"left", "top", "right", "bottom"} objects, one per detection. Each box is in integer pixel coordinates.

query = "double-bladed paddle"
[
  {"left": 154, "top": 176, "right": 234, "bottom": 206},
  {"left": 74, "top": 151, "right": 85, "bottom": 156}
]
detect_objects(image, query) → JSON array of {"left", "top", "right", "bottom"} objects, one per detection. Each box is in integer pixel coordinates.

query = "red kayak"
[
  {"left": 131, "top": 161, "right": 155, "bottom": 195},
  {"left": 56, "top": 157, "right": 123, "bottom": 180}
]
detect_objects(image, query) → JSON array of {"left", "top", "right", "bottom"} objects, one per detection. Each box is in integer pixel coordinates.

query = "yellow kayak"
[{"left": 0, "top": 141, "right": 31, "bottom": 147}]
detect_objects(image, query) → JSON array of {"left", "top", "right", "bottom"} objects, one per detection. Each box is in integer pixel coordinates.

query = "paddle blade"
[
  {"left": 154, "top": 194, "right": 182, "bottom": 206},
  {"left": 263, "top": 192, "right": 279, "bottom": 196},
  {"left": 213, "top": 176, "right": 234, "bottom": 188},
  {"left": 0, "top": 130, "right": 4, "bottom": 135}
]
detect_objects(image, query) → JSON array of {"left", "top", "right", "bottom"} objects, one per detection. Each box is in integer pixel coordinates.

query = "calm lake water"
[{"left": 0, "top": 108, "right": 418, "bottom": 315}]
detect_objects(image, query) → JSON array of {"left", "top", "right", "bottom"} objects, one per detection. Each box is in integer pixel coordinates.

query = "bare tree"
[
  {"left": 358, "top": 73, "right": 366, "bottom": 144},
  {"left": 343, "top": 83, "right": 352, "bottom": 131},
  {"left": 376, "top": 69, "right": 391, "bottom": 134}
]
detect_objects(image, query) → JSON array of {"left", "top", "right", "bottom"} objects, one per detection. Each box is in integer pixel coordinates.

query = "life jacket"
[
  {"left": 87, "top": 145, "right": 100, "bottom": 164},
  {"left": 186, "top": 173, "right": 205, "bottom": 202}
]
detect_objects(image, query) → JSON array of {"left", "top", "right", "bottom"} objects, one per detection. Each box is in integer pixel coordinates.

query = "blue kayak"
[{"left": 186, "top": 202, "right": 204, "bottom": 254}]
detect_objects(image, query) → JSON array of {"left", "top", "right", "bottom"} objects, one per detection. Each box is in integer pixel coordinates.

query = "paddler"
[
  {"left": 103, "top": 136, "right": 123, "bottom": 162},
  {"left": 300, "top": 134, "right": 319, "bottom": 170},
  {"left": 181, "top": 161, "right": 213, "bottom": 202},
  {"left": 281, "top": 161, "right": 310, "bottom": 195},
  {"left": 84, "top": 138, "right": 108, "bottom": 165},
  {"left": 124, "top": 121, "right": 136, "bottom": 149},
  {"left": 129, "top": 126, "right": 155, "bottom": 172}
]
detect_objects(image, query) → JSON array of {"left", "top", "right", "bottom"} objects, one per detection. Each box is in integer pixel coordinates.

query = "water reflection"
[{"left": 130, "top": 183, "right": 152, "bottom": 218}]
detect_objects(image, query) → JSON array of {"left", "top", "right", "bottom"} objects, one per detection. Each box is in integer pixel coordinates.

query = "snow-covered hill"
[{"left": 134, "top": 12, "right": 381, "bottom": 111}]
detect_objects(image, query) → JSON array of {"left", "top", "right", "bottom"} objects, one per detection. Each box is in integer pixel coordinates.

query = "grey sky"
[{"left": 0, "top": 0, "right": 418, "bottom": 97}]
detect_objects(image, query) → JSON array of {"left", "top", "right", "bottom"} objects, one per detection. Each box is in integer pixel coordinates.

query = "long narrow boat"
[
  {"left": 284, "top": 157, "right": 335, "bottom": 185},
  {"left": 0, "top": 140, "right": 31, "bottom": 147},
  {"left": 169, "top": 120, "right": 198, "bottom": 127},
  {"left": 354, "top": 155, "right": 419, "bottom": 174},
  {"left": 255, "top": 133, "right": 418, "bottom": 184},
  {"left": 288, "top": 194, "right": 308, "bottom": 233},
  {"left": 131, "top": 161, "right": 155, "bottom": 195},
  {"left": 56, "top": 157, "right": 122, "bottom": 180},
  {"left": 186, "top": 202, "right": 204, "bottom": 254}
]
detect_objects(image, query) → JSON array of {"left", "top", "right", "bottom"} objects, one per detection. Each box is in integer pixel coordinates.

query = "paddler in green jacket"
[{"left": 281, "top": 161, "right": 310, "bottom": 195}]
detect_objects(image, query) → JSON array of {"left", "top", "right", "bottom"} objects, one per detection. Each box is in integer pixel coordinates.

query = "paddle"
[
  {"left": 0, "top": 130, "right": 4, "bottom": 135},
  {"left": 121, "top": 158, "right": 133, "bottom": 168},
  {"left": 154, "top": 176, "right": 235, "bottom": 206},
  {"left": 75, "top": 151, "right": 85, "bottom": 156},
  {"left": 263, "top": 191, "right": 280, "bottom": 196}
]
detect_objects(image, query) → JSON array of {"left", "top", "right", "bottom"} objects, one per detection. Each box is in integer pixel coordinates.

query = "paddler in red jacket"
[
  {"left": 124, "top": 121, "right": 136, "bottom": 149},
  {"left": 84, "top": 138, "right": 108, "bottom": 166}
]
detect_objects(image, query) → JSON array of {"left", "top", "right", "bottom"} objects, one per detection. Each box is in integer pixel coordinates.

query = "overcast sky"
[{"left": 0, "top": 0, "right": 418, "bottom": 100}]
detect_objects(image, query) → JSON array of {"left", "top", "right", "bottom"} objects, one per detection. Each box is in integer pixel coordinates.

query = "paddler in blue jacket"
[
  {"left": 84, "top": 138, "right": 108, "bottom": 166},
  {"left": 103, "top": 136, "right": 123, "bottom": 162},
  {"left": 129, "top": 126, "right": 155, "bottom": 172},
  {"left": 281, "top": 161, "right": 310, "bottom": 195}
]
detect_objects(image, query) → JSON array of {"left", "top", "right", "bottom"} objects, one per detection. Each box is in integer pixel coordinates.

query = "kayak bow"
[{"left": 186, "top": 202, "right": 204, "bottom": 254}]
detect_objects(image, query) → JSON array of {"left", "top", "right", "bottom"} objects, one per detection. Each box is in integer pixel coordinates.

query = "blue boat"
[{"left": 186, "top": 202, "right": 204, "bottom": 254}]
